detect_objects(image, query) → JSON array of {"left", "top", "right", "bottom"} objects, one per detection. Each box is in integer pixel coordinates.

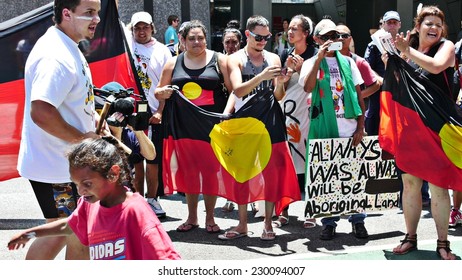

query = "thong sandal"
[
  {"left": 176, "top": 223, "right": 199, "bottom": 232},
  {"left": 272, "top": 216, "right": 289, "bottom": 228},
  {"left": 393, "top": 233, "right": 417, "bottom": 255},
  {"left": 260, "top": 229, "right": 276, "bottom": 241},
  {"left": 436, "top": 240, "right": 456, "bottom": 260},
  {"left": 206, "top": 224, "right": 221, "bottom": 234}
]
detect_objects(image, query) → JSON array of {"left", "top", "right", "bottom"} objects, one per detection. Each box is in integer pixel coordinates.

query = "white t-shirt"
[
  {"left": 299, "top": 55, "right": 363, "bottom": 138},
  {"left": 17, "top": 26, "right": 95, "bottom": 183},
  {"left": 127, "top": 35, "right": 172, "bottom": 113}
]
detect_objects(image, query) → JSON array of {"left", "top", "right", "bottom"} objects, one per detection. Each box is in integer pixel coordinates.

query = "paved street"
[{"left": 1, "top": 177, "right": 461, "bottom": 261}]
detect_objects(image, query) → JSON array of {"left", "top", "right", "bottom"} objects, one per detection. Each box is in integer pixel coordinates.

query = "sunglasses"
[
  {"left": 337, "top": 33, "right": 351, "bottom": 39},
  {"left": 249, "top": 31, "right": 272, "bottom": 42},
  {"left": 319, "top": 32, "right": 339, "bottom": 41}
]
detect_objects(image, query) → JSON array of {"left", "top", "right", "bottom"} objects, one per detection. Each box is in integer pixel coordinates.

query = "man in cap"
[
  {"left": 299, "top": 18, "right": 367, "bottom": 240},
  {"left": 363, "top": 11, "right": 401, "bottom": 136},
  {"left": 126, "top": 11, "right": 172, "bottom": 218}
]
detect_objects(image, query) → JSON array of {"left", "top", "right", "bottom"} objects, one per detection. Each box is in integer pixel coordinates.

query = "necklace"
[
  {"left": 244, "top": 48, "right": 266, "bottom": 76},
  {"left": 243, "top": 48, "right": 270, "bottom": 92}
]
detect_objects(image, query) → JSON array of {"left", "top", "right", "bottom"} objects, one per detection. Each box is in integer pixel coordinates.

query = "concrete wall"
[
  {"left": 1, "top": 0, "right": 210, "bottom": 46},
  {"left": 0, "top": 0, "right": 51, "bottom": 23}
]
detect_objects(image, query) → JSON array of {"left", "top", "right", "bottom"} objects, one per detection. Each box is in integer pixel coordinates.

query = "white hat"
[
  {"left": 382, "top": 11, "right": 400, "bottom": 22},
  {"left": 314, "top": 19, "right": 337, "bottom": 36},
  {"left": 130, "top": 12, "right": 152, "bottom": 26}
]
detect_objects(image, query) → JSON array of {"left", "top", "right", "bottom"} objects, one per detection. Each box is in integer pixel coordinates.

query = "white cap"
[
  {"left": 130, "top": 12, "right": 152, "bottom": 26},
  {"left": 383, "top": 11, "right": 400, "bottom": 22},
  {"left": 314, "top": 19, "right": 337, "bottom": 36}
]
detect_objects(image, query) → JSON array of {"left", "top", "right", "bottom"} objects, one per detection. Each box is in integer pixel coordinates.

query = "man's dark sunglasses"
[
  {"left": 337, "top": 33, "right": 351, "bottom": 39},
  {"left": 249, "top": 31, "right": 272, "bottom": 42},
  {"left": 320, "top": 32, "right": 339, "bottom": 41}
]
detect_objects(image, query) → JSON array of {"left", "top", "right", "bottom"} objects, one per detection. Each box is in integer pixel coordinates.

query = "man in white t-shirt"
[
  {"left": 17, "top": 0, "right": 102, "bottom": 259},
  {"left": 299, "top": 18, "right": 367, "bottom": 241},
  {"left": 126, "top": 11, "right": 172, "bottom": 218}
]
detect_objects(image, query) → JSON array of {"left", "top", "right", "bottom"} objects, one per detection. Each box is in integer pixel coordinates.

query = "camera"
[
  {"left": 328, "top": 41, "right": 342, "bottom": 51},
  {"left": 94, "top": 82, "right": 152, "bottom": 131}
]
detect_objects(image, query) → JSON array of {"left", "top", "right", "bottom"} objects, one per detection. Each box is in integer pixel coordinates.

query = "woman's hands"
[{"left": 394, "top": 31, "right": 411, "bottom": 55}]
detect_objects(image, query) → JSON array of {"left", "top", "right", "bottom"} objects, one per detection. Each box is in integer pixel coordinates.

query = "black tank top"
[
  {"left": 409, "top": 39, "right": 455, "bottom": 100},
  {"left": 171, "top": 52, "right": 228, "bottom": 113}
]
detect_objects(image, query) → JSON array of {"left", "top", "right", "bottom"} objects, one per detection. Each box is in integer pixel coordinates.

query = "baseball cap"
[
  {"left": 102, "top": 82, "right": 125, "bottom": 93},
  {"left": 314, "top": 19, "right": 337, "bottom": 36},
  {"left": 383, "top": 11, "right": 400, "bottom": 22},
  {"left": 130, "top": 12, "right": 153, "bottom": 26}
]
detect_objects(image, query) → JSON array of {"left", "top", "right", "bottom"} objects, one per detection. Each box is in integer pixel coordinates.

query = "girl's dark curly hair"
[{"left": 67, "top": 137, "right": 131, "bottom": 186}]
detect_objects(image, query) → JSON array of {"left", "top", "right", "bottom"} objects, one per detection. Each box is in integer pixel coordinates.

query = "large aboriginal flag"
[
  {"left": 379, "top": 54, "right": 462, "bottom": 190},
  {"left": 163, "top": 88, "right": 301, "bottom": 214},
  {"left": 0, "top": 0, "right": 138, "bottom": 181}
]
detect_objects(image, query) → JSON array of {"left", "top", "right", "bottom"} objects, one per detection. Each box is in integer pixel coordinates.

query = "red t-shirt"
[{"left": 68, "top": 192, "right": 181, "bottom": 260}]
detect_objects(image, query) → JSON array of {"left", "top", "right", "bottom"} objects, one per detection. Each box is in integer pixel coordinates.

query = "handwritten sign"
[{"left": 305, "top": 136, "right": 400, "bottom": 218}]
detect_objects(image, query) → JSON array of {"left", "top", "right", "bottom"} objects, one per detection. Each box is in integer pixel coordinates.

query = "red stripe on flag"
[
  {"left": 89, "top": 53, "right": 138, "bottom": 90},
  {"left": 0, "top": 79, "right": 24, "bottom": 181},
  {"left": 379, "top": 90, "right": 462, "bottom": 190},
  {"left": 187, "top": 89, "right": 215, "bottom": 107}
]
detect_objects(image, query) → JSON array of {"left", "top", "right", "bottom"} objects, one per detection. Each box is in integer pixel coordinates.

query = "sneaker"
[
  {"left": 320, "top": 225, "right": 336, "bottom": 240},
  {"left": 449, "top": 208, "right": 462, "bottom": 227},
  {"left": 147, "top": 197, "right": 166, "bottom": 218},
  {"left": 352, "top": 223, "right": 369, "bottom": 239}
]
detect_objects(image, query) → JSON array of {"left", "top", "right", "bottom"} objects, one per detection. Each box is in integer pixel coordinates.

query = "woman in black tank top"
[
  {"left": 154, "top": 20, "right": 233, "bottom": 235},
  {"left": 391, "top": 5, "right": 457, "bottom": 260}
]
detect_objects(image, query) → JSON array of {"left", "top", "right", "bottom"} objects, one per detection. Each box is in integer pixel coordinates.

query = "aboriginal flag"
[
  {"left": 162, "top": 88, "right": 301, "bottom": 214},
  {"left": 0, "top": 0, "right": 138, "bottom": 181},
  {"left": 379, "top": 54, "right": 462, "bottom": 190}
]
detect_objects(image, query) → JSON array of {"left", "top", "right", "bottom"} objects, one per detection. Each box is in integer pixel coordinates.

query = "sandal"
[
  {"left": 303, "top": 218, "right": 317, "bottom": 228},
  {"left": 221, "top": 201, "right": 235, "bottom": 212},
  {"left": 393, "top": 233, "right": 417, "bottom": 255},
  {"left": 176, "top": 223, "right": 199, "bottom": 232},
  {"left": 260, "top": 229, "right": 276, "bottom": 241},
  {"left": 206, "top": 224, "right": 221, "bottom": 233},
  {"left": 272, "top": 216, "right": 289, "bottom": 228},
  {"left": 436, "top": 240, "right": 456, "bottom": 260}
]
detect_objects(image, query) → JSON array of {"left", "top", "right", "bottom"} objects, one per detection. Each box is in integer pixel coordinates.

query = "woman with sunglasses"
[
  {"left": 164, "top": 15, "right": 180, "bottom": 45},
  {"left": 274, "top": 15, "right": 319, "bottom": 230},
  {"left": 155, "top": 20, "right": 233, "bottom": 234}
]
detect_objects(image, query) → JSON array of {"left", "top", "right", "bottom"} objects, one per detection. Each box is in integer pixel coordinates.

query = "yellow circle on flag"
[
  {"left": 209, "top": 117, "right": 272, "bottom": 183},
  {"left": 439, "top": 123, "right": 462, "bottom": 168},
  {"left": 182, "top": 82, "right": 202, "bottom": 100}
]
